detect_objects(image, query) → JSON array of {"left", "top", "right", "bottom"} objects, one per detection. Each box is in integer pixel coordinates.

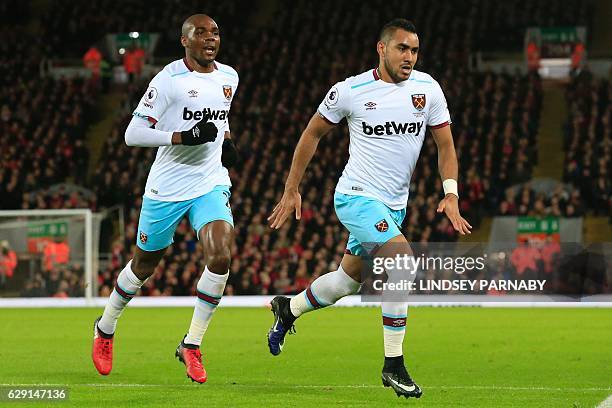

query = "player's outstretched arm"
[
  {"left": 268, "top": 113, "right": 336, "bottom": 229},
  {"left": 125, "top": 115, "right": 175, "bottom": 147},
  {"left": 430, "top": 125, "right": 472, "bottom": 235},
  {"left": 124, "top": 114, "right": 219, "bottom": 147}
]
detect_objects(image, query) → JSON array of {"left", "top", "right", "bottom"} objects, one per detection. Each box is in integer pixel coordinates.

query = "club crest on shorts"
[
  {"left": 222, "top": 85, "right": 232, "bottom": 100},
  {"left": 375, "top": 219, "right": 389, "bottom": 232},
  {"left": 139, "top": 231, "right": 148, "bottom": 244},
  {"left": 412, "top": 94, "right": 426, "bottom": 111}
]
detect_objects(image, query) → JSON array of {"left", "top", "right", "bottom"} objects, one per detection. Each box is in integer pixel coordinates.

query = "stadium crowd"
[
  {"left": 38, "top": 0, "right": 250, "bottom": 59},
  {"left": 19, "top": 265, "right": 84, "bottom": 297},
  {"left": 498, "top": 185, "right": 585, "bottom": 217},
  {"left": 563, "top": 70, "right": 611, "bottom": 218},
  {"left": 0, "top": 26, "right": 96, "bottom": 210},
  {"left": 34, "top": 0, "right": 592, "bottom": 57},
  {"left": 0, "top": 0, "right": 598, "bottom": 298}
]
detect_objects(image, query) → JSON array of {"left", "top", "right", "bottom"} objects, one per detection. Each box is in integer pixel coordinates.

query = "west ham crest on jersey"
[
  {"left": 223, "top": 85, "right": 232, "bottom": 100},
  {"left": 411, "top": 94, "right": 426, "bottom": 111},
  {"left": 139, "top": 231, "right": 148, "bottom": 244},
  {"left": 375, "top": 219, "right": 389, "bottom": 232}
]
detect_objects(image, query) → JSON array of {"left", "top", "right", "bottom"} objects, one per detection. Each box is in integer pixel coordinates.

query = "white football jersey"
[
  {"left": 318, "top": 68, "right": 451, "bottom": 210},
  {"left": 133, "top": 58, "right": 239, "bottom": 201}
]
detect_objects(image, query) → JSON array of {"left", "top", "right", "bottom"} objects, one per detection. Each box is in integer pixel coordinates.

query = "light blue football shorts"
[
  {"left": 334, "top": 191, "right": 406, "bottom": 257},
  {"left": 137, "top": 185, "right": 233, "bottom": 252}
]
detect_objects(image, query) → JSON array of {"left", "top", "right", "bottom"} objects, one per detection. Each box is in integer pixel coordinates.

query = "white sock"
[
  {"left": 184, "top": 266, "right": 228, "bottom": 346},
  {"left": 289, "top": 265, "right": 360, "bottom": 318},
  {"left": 381, "top": 258, "right": 412, "bottom": 358},
  {"left": 98, "top": 260, "right": 144, "bottom": 335},
  {"left": 382, "top": 302, "right": 408, "bottom": 357}
]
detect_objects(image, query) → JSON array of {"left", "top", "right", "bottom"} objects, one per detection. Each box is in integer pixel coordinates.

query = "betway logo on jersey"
[
  {"left": 362, "top": 120, "right": 423, "bottom": 136},
  {"left": 183, "top": 107, "right": 229, "bottom": 121}
]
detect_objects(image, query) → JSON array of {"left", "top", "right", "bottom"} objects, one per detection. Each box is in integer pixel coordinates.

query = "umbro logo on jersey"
[
  {"left": 364, "top": 101, "right": 377, "bottom": 110},
  {"left": 183, "top": 107, "right": 229, "bottom": 121},
  {"left": 362, "top": 120, "right": 423, "bottom": 136},
  {"left": 188, "top": 90, "right": 198, "bottom": 98}
]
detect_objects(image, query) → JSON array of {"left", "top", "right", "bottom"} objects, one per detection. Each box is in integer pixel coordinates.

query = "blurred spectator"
[
  {"left": 526, "top": 39, "right": 540, "bottom": 73},
  {"left": 83, "top": 45, "right": 102, "bottom": 85},
  {"left": 73, "top": 140, "right": 90, "bottom": 185},
  {"left": 540, "top": 237, "right": 561, "bottom": 274},
  {"left": 43, "top": 238, "right": 70, "bottom": 272},
  {"left": 123, "top": 43, "right": 146, "bottom": 83},
  {"left": 570, "top": 42, "right": 586, "bottom": 75},
  {"left": 0, "top": 240, "right": 17, "bottom": 288},
  {"left": 510, "top": 241, "right": 541, "bottom": 278},
  {"left": 20, "top": 274, "right": 46, "bottom": 297}
]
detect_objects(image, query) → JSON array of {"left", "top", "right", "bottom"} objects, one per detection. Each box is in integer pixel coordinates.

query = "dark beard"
[{"left": 384, "top": 58, "right": 404, "bottom": 83}]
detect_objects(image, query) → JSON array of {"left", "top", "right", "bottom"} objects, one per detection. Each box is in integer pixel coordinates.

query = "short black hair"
[{"left": 379, "top": 19, "right": 417, "bottom": 43}]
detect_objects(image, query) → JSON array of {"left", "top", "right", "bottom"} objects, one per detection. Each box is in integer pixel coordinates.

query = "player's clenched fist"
[
  {"left": 181, "top": 118, "right": 218, "bottom": 145},
  {"left": 268, "top": 190, "right": 302, "bottom": 229}
]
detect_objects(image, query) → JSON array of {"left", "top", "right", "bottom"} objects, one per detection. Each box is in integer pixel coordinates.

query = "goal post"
[{"left": 0, "top": 209, "right": 98, "bottom": 301}]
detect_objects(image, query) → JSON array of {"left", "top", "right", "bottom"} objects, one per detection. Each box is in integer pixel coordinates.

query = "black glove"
[
  {"left": 221, "top": 138, "right": 239, "bottom": 168},
  {"left": 181, "top": 119, "right": 218, "bottom": 145}
]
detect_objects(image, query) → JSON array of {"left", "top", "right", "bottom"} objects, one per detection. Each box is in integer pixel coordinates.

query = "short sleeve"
[
  {"left": 427, "top": 80, "right": 451, "bottom": 128},
  {"left": 317, "top": 81, "right": 351, "bottom": 124},
  {"left": 133, "top": 70, "right": 173, "bottom": 124}
]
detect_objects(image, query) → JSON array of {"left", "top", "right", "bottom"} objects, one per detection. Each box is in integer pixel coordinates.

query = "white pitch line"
[
  {"left": 1, "top": 383, "right": 611, "bottom": 392},
  {"left": 597, "top": 395, "right": 612, "bottom": 408}
]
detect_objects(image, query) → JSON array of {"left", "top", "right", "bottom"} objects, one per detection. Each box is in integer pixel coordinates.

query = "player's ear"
[
  {"left": 180, "top": 35, "right": 188, "bottom": 48},
  {"left": 376, "top": 41, "right": 385, "bottom": 58}
]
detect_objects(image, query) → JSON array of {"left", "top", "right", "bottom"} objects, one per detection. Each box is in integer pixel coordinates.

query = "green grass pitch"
[{"left": 0, "top": 307, "right": 611, "bottom": 407}]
